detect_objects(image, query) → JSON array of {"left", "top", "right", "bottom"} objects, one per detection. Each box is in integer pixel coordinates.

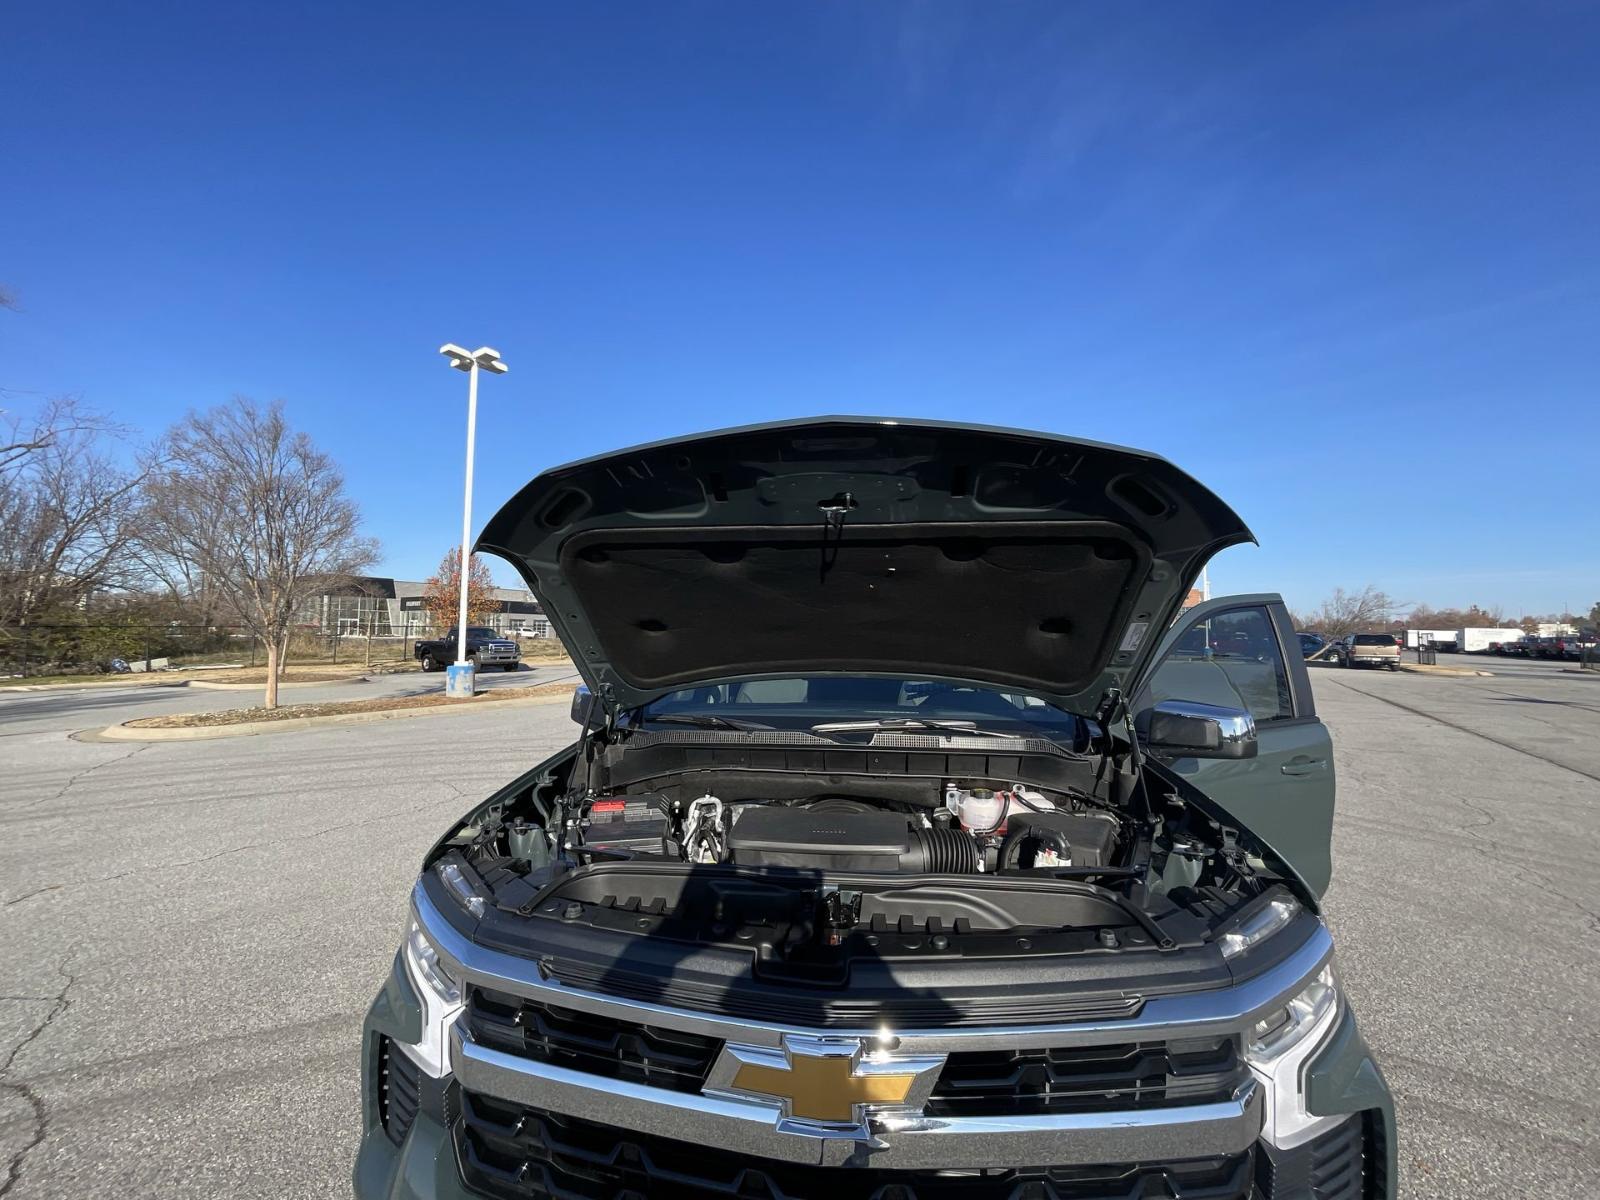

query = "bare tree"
[
  {"left": 1309, "top": 586, "right": 1395, "bottom": 639},
  {"left": 145, "top": 398, "right": 377, "bottom": 708},
  {"left": 128, "top": 540, "right": 231, "bottom": 628},
  {"left": 0, "top": 397, "right": 151, "bottom": 634},
  {"left": 1405, "top": 603, "right": 1509, "bottom": 629}
]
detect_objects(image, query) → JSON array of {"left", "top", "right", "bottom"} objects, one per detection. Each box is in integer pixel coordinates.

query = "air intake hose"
[{"left": 902, "top": 824, "right": 980, "bottom": 873}]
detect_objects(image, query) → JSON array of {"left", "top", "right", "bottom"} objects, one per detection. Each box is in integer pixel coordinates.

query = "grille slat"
[
  {"left": 1306, "top": 1111, "right": 1370, "bottom": 1200},
  {"left": 377, "top": 1036, "right": 422, "bottom": 1146},
  {"left": 928, "top": 1037, "right": 1244, "bottom": 1117},
  {"left": 1254, "top": 1111, "right": 1376, "bottom": 1199},
  {"left": 466, "top": 986, "right": 722, "bottom": 1094},
  {"left": 456, "top": 1091, "right": 1256, "bottom": 1200}
]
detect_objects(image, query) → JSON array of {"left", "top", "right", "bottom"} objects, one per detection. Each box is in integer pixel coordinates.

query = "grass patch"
[
  {"left": 125, "top": 681, "right": 579, "bottom": 728},
  {"left": 515, "top": 640, "right": 572, "bottom": 660}
]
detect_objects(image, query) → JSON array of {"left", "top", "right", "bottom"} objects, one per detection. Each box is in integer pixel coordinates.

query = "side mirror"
[
  {"left": 570, "top": 683, "right": 595, "bottom": 726},
  {"left": 1136, "top": 700, "right": 1258, "bottom": 759}
]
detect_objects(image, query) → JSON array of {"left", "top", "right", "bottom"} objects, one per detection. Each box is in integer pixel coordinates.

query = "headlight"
[
  {"left": 1245, "top": 962, "right": 1338, "bottom": 1062},
  {"left": 405, "top": 920, "right": 461, "bottom": 1005},
  {"left": 1219, "top": 895, "right": 1300, "bottom": 959}
]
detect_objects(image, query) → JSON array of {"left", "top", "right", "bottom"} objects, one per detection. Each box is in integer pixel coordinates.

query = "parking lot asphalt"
[
  {"left": 1308, "top": 661, "right": 1600, "bottom": 1197},
  {"left": 1, "top": 663, "right": 1597, "bottom": 1197}
]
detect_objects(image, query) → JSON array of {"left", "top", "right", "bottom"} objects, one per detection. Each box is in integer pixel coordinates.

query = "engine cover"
[
  {"left": 728, "top": 806, "right": 910, "bottom": 871},
  {"left": 727, "top": 806, "right": 980, "bottom": 873}
]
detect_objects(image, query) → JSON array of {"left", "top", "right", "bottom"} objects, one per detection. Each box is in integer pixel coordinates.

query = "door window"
[{"left": 1145, "top": 605, "right": 1295, "bottom": 723}]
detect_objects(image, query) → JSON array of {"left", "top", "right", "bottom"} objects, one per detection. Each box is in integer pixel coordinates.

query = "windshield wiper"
[
  {"left": 809, "top": 717, "right": 1021, "bottom": 739},
  {"left": 641, "top": 713, "right": 772, "bottom": 732}
]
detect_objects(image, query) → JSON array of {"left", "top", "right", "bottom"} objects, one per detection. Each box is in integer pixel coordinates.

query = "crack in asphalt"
[
  {"left": 6, "top": 743, "right": 152, "bottom": 813},
  {"left": 2, "top": 795, "right": 464, "bottom": 908},
  {"left": 0, "top": 958, "right": 76, "bottom": 1199},
  {"left": 1456, "top": 793, "right": 1499, "bottom": 838}
]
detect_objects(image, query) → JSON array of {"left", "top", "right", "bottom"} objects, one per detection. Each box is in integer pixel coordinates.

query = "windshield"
[{"left": 639, "top": 676, "right": 1083, "bottom": 740}]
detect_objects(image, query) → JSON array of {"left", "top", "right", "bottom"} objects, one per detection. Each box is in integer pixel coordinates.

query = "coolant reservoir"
[{"left": 947, "top": 785, "right": 1007, "bottom": 834}]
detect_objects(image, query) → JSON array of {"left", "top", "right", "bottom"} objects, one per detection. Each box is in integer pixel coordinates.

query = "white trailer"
[
  {"left": 1404, "top": 629, "right": 1457, "bottom": 649},
  {"left": 1458, "top": 627, "right": 1527, "bottom": 654}
]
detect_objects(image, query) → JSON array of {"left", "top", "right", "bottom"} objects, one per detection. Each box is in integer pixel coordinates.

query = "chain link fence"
[{"left": 0, "top": 622, "right": 403, "bottom": 679}]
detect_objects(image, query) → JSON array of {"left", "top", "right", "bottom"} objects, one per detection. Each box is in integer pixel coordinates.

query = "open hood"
[{"left": 477, "top": 418, "right": 1253, "bottom": 713}]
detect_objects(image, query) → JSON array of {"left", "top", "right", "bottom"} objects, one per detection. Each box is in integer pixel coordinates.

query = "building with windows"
[{"left": 300, "top": 576, "right": 551, "bottom": 639}]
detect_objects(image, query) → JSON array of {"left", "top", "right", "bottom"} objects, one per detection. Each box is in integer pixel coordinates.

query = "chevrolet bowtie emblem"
[{"left": 706, "top": 1036, "right": 945, "bottom": 1132}]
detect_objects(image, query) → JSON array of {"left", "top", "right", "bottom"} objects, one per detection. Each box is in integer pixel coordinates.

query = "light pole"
[{"left": 439, "top": 343, "right": 508, "bottom": 698}]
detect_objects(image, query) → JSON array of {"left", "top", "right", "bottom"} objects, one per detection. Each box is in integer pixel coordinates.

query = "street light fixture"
[{"left": 439, "top": 343, "right": 508, "bottom": 698}]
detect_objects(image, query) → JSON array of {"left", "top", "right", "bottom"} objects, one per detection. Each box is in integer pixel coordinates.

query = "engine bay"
[
  {"left": 583, "top": 782, "right": 1124, "bottom": 877},
  {"left": 421, "top": 716, "right": 1297, "bottom": 980}
]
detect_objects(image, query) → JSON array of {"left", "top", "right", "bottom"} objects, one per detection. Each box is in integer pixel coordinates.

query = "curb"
[
  {"left": 81, "top": 686, "right": 578, "bottom": 743},
  {"left": 186, "top": 676, "right": 370, "bottom": 691},
  {"left": 2, "top": 678, "right": 192, "bottom": 693},
  {"left": 5, "top": 667, "right": 413, "bottom": 692}
]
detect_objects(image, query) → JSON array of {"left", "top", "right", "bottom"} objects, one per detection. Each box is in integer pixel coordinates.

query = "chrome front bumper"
[{"left": 413, "top": 886, "right": 1345, "bottom": 1172}]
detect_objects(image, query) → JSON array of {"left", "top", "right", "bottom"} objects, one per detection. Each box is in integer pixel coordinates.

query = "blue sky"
[{"left": 3, "top": 1, "right": 1596, "bottom": 616}]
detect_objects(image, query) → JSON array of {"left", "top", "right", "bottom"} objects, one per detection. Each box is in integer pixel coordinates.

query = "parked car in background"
[
  {"left": 1336, "top": 633, "right": 1401, "bottom": 670},
  {"left": 1542, "top": 633, "right": 1596, "bottom": 660},
  {"left": 1495, "top": 636, "right": 1538, "bottom": 658},
  {"left": 1297, "top": 631, "right": 1326, "bottom": 658}
]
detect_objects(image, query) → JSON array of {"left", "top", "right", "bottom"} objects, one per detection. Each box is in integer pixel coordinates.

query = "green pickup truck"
[{"left": 356, "top": 418, "right": 1394, "bottom": 1200}]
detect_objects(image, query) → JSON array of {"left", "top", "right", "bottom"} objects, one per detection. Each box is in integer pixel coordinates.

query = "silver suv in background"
[{"left": 1335, "top": 633, "right": 1400, "bottom": 671}]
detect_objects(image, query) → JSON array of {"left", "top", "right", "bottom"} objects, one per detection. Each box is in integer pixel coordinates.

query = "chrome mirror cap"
[{"left": 1137, "top": 700, "right": 1258, "bottom": 759}]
